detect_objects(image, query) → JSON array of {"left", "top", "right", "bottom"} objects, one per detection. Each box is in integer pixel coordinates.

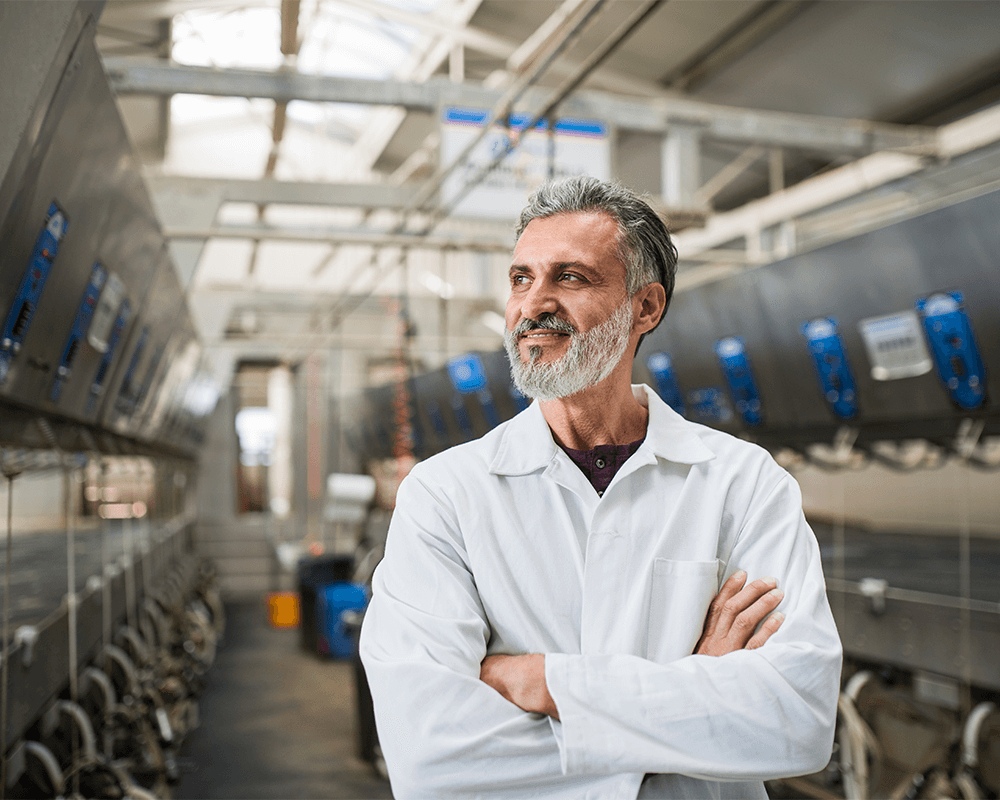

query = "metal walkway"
[{"left": 174, "top": 600, "right": 393, "bottom": 800}]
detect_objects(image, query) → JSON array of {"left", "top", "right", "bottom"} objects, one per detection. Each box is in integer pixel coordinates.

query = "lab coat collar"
[{"left": 489, "top": 384, "right": 715, "bottom": 477}]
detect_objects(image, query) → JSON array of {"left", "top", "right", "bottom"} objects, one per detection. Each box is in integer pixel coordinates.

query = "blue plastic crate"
[{"left": 316, "top": 582, "right": 368, "bottom": 659}]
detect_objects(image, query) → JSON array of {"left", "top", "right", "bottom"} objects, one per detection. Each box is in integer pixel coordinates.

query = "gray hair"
[{"left": 515, "top": 176, "right": 678, "bottom": 317}]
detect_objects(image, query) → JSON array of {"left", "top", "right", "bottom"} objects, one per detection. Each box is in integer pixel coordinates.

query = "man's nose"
[{"left": 518, "top": 277, "right": 560, "bottom": 319}]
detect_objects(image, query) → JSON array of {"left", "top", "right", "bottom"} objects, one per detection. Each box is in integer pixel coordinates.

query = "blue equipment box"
[
  {"left": 647, "top": 352, "right": 685, "bottom": 416},
  {"left": 801, "top": 317, "right": 859, "bottom": 420},
  {"left": 915, "top": 291, "right": 986, "bottom": 410},
  {"left": 317, "top": 582, "right": 368, "bottom": 659},
  {"left": 713, "top": 337, "right": 763, "bottom": 427}
]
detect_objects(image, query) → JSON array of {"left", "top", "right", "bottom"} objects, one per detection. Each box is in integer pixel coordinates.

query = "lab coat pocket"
[{"left": 646, "top": 558, "right": 721, "bottom": 663}]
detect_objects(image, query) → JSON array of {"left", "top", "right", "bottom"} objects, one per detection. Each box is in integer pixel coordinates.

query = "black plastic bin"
[{"left": 297, "top": 554, "right": 354, "bottom": 654}]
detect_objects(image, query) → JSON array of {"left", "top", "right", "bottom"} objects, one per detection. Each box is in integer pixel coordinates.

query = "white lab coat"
[{"left": 360, "top": 385, "right": 842, "bottom": 799}]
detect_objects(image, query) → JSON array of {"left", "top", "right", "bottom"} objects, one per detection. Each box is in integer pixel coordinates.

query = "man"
[{"left": 360, "top": 176, "right": 842, "bottom": 799}]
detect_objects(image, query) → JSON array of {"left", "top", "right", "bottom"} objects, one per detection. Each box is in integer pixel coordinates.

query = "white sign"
[
  {"left": 857, "top": 310, "right": 933, "bottom": 381},
  {"left": 440, "top": 107, "right": 610, "bottom": 220}
]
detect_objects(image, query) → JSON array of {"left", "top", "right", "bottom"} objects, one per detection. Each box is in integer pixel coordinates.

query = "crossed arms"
[{"left": 480, "top": 571, "right": 787, "bottom": 719}]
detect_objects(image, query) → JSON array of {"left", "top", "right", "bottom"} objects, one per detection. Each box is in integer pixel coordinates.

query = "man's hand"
[
  {"left": 695, "top": 570, "right": 785, "bottom": 656},
  {"left": 480, "top": 654, "right": 560, "bottom": 720}
]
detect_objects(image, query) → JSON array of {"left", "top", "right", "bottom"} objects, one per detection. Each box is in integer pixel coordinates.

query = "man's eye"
[
  {"left": 559, "top": 273, "right": 580, "bottom": 282},
  {"left": 512, "top": 274, "right": 529, "bottom": 285}
]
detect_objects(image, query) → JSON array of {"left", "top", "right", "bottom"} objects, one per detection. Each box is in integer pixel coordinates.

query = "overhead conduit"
[{"left": 673, "top": 102, "right": 1000, "bottom": 261}]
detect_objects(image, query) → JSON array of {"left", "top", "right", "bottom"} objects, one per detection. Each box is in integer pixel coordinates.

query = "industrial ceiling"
[{"left": 92, "top": 0, "right": 1000, "bottom": 385}]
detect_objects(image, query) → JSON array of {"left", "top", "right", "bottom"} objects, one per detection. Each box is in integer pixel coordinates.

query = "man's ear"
[{"left": 633, "top": 282, "right": 667, "bottom": 336}]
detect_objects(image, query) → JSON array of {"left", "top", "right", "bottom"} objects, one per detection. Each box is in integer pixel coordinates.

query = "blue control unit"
[
  {"left": 646, "top": 352, "right": 685, "bottom": 416},
  {"left": 447, "top": 353, "right": 499, "bottom": 432},
  {"left": 915, "top": 291, "right": 986, "bottom": 410},
  {"left": 801, "top": 317, "right": 858, "bottom": 420},
  {"left": 408, "top": 409, "right": 425, "bottom": 455},
  {"left": 135, "top": 345, "right": 164, "bottom": 408},
  {"left": 509, "top": 385, "right": 529, "bottom": 413},
  {"left": 51, "top": 262, "right": 106, "bottom": 402},
  {"left": 447, "top": 354, "right": 488, "bottom": 394},
  {"left": 426, "top": 400, "right": 450, "bottom": 446},
  {"left": 0, "top": 202, "right": 69, "bottom": 384},
  {"left": 686, "top": 387, "right": 733, "bottom": 424},
  {"left": 450, "top": 394, "right": 475, "bottom": 440},
  {"left": 117, "top": 336, "right": 160, "bottom": 416},
  {"left": 113, "top": 325, "right": 149, "bottom": 415},
  {"left": 91, "top": 299, "right": 131, "bottom": 397},
  {"left": 476, "top": 389, "right": 501, "bottom": 428},
  {"left": 713, "top": 337, "right": 763, "bottom": 427}
]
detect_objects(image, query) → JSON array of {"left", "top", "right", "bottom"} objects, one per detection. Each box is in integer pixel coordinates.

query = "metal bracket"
[
  {"left": 832, "top": 425, "right": 859, "bottom": 462},
  {"left": 858, "top": 577, "right": 888, "bottom": 615},
  {"left": 14, "top": 625, "right": 39, "bottom": 668},
  {"left": 954, "top": 418, "right": 985, "bottom": 460}
]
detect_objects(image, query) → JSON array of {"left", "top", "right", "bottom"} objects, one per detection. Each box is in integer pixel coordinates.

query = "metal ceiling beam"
[
  {"left": 163, "top": 223, "right": 514, "bottom": 251},
  {"left": 675, "top": 102, "right": 1000, "bottom": 258},
  {"left": 163, "top": 219, "right": 743, "bottom": 262},
  {"left": 145, "top": 175, "right": 420, "bottom": 208},
  {"left": 106, "top": 59, "right": 937, "bottom": 154},
  {"left": 105, "top": 59, "right": 464, "bottom": 108},
  {"left": 102, "top": 0, "right": 278, "bottom": 20}
]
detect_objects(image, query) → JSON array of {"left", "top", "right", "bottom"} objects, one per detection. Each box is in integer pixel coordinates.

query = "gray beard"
[{"left": 504, "top": 296, "right": 634, "bottom": 402}]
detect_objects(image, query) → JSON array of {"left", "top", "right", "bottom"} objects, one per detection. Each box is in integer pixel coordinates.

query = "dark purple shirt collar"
[{"left": 559, "top": 437, "right": 645, "bottom": 496}]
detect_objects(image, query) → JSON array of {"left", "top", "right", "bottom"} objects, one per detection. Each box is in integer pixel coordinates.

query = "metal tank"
[
  {"left": 0, "top": 9, "right": 213, "bottom": 457},
  {"left": 638, "top": 184, "right": 1000, "bottom": 453}
]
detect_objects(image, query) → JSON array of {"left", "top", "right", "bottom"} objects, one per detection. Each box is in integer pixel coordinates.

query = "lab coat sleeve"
[
  {"left": 360, "top": 470, "right": 590, "bottom": 799},
  {"left": 544, "top": 472, "right": 843, "bottom": 781}
]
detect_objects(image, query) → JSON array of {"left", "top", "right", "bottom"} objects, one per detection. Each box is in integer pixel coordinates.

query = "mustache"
[{"left": 511, "top": 313, "right": 576, "bottom": 337}]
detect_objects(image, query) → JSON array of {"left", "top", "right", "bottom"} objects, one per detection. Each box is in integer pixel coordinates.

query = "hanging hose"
[
  {"left": 952, "top": 701, "right": 997, "bottom": 800},
  {"left": 838, "top": 671, "right": 882, "bottom": 800},
  {"left": 124, "top": 488, "right": 137, "bottom": 635},
  {"left": 63, "top": 458, "right": 81, "bottom": 798},
  {"left": 99, "top": 458, "right": 112, "bottom": 649},
  {"left": 1, "top": 468, "right": 16, "bottom": 800}
]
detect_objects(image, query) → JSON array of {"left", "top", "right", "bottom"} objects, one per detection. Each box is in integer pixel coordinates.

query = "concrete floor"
[{"left": 175, "top": 600, "right": 394, "bottom": 800}]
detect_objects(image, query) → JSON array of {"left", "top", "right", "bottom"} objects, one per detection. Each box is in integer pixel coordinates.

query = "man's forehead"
[{"left": 512, "top": 211, "right": 623, "bottom": 268}]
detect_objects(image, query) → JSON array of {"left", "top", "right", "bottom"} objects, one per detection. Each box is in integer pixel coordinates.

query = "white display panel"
[
  {"left": 440, "top": 107, "right": 609, "bottom": 221},
  {"left": 857, "top": 310, "right": 933, "bottom": 381}
]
